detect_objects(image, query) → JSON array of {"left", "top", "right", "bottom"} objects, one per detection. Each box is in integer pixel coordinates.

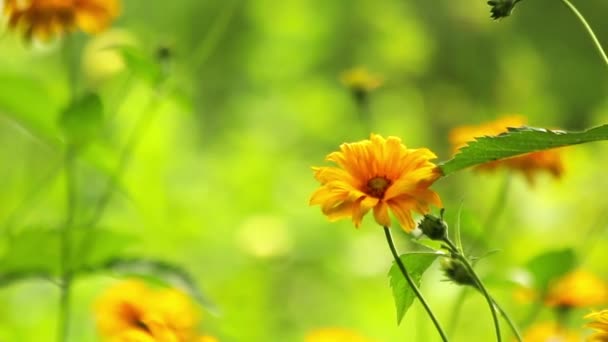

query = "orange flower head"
[
  {"left": 521, "top": 322, "right": 579, "bottom": 342},
  {"left": 94, "top": 279, "right": 202, "bottom": 342},
  {"left": 545, "top": 270, "right": 608, "bottom": 309},
  {"left": 448, "top": 115, "right": 564, "bottom": 185},
  {"left": 310, "top": 134, "right": 442, "bottom": 232},
  {"left": 586, "top": 310, "right": 608, "bottom": 341},
  {"left": 3, "top": 0, "right": 120, "bottom": 41},
  {"left": 305, "top": 328, "right": 375, "bottom": 342}
]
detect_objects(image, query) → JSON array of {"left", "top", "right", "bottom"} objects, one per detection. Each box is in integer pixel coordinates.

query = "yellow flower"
[
  {"left": 340, "top": 67, "right": 382, "bottom": 94},
  {"left": 449, "top": 115, "right": 564, "bottom": 185},
  {"left": 310, "top": 134, "right": 442, "bottom": 232},
  {"left": 586, "top": 310, "right": 608, "bottom": 341},
  {"left": 521, "top": 322, "right": 579, "bottom": 342},
  {"left": 195, "top": 336, "right": 219, "bottom": 342},
  {"left": 3, "top": 0, "right": 120, "bottom": 40},
  {"left": 94, "top": 279, "right": 202, "bottom": 342},
  {"left": 305, "top": 328, "right": 375, "bottom": 342},
  {"left": 545, "top": 270, "right": 607, "bottom": 309}
]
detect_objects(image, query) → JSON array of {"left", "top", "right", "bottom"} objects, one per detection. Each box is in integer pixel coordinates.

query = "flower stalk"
[
  {"left": 383, "top": 227, "right": 449, "bottom": 342},
  {"left": 559, "top": 0, "right": 608, "bottom": 69},
  {"left": 58, "top": 146, "right": 77, "bottom": 342},
  {"left": 442, "top": 238, "right": 502, "bottom": 342}
]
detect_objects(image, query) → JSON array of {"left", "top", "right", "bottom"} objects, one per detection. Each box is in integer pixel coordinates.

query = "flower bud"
[
  {"left": 441, "top": 257, "right": 478, "bottom": 289},
  {"left": 418, "top": 214, "right": 448, "bottom": 241},
  {"left": 487, "top": 0, "right": 522, "bottom": 20}
]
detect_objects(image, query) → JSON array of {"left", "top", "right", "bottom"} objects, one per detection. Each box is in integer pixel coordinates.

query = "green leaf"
[
  {"left": 100, "top": 258, "right": 220, "bottom": 315},
  {"left": 389, "top": 253, "right": 439, "bottom": 324},
  {"left": 70, "top": 228, "right": 137, "bottom": 271},
  {"left": 59, "top": 93, "right": 104, "bottom": 145},
  {"left": 0, "top": 227, "right": 135, "bottom": 287},
  {"left": 0, "top": 72, "right": 63, "bottom": 144},
  {"left": 439, "top": 125, "right": 608, "bottom": 176},
  {"left": 0, "top": 229, "right": 60, "bottom": 281},
  {"left": 526, "top": 248, "right": 577, "bottom": 293},
  {"left": 119, "top": 46, "right": 163, "bottom": 85}
]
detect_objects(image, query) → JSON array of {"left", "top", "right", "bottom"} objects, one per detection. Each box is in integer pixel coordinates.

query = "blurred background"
[{"left": 1, "top": 0, "right": 608, "bottom": 341}]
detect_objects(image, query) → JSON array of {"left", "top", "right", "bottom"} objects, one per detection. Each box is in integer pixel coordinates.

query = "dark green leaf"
[
  {"left": 389, "top": 253, "right": 438, "bottom": 324},
  {"left": 526, "top": 248, "right": 577, "bottom": 293},
  {"left": 59, "top": 93, "right": 104, "bottom": 145},
  {"left": 439, "top": 125, "right": 608, "bottom": 176},
  {"left": 100, "top": 258, "right": 219, "bottom": 315}
]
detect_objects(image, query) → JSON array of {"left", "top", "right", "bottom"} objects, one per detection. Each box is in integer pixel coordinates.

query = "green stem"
[
  {"left": 58, "top": 147, "right": 77, "bottom": 342},
  {"left": 559, "top": 0, "right": 608, "bottom": 68},
  {"left": 444, "top": 238, "right": 502, "bottom": 342},
  {"left": 192, "top": 0, "right": 239, "bottom": 68},
  {"left": 492, "top": 296, "right": 523, "bottom": 342},
  {"left": 470, "top": 175, "right": 510, "bottom": 253},
  {"left": 383, "top": 227, "right": 449, "bottom": 342}
]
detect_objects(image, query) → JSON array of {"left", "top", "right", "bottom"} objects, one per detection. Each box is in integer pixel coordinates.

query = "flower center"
[{"left": 366, "top": 176, "right": 391, "bottom": 198}]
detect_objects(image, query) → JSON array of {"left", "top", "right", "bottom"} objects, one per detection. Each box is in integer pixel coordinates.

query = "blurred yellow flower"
[
  {"left": 449, "top": 115, "right": 564, "bottom": 185},
  {"left": 310, "top": 133, "right": 442, "bottom": 232},
  {"left": 340, "top": 67, "right": 382, "bottom": 94},
  {"left": 586, "top": 310, "right": 608, "bottom": 341},
  {"left": 94, "top": 279, "right": 209, "bottom": 342},
  {"left": 546, "top": 270, "right": 607, "bottom": 309},
  {"left": 521, "top": 322, "right": 579, "bottom": 342},
  {"left": 195, "top": 336, "right": 219, "bottom": 342},
  {"left": 3, "top": 0, "right": 120, "bottom": 41},
  {"left": 305, "top": 328, "right": 375, "bottom": 342}
]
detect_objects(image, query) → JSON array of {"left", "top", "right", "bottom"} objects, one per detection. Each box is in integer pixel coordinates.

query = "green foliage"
[
  {"left": 0, "top": 228, "right": 135, "bottom": 286},
  {"left": 389, "top": 253, "right": 438, "bottom": 324},
  {"left": 439, "top": 125, "right": 608, "bottom": 175},
  {"left": 0, "top": 73, "right": 62, "bottom": 143},
  {"left": 525, "top": 248, "right": 577, "bottom": 293},
  {"left": 59, "top": 93, "right": 104, "bottom": 145}
]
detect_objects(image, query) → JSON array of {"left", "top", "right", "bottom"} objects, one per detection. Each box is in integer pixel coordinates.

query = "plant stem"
[
  {"left": 492, "top": 296, "right": 523, "bottom": 342},
  {"left": 383, "top": 227, "right": 449, "bottom": 342},
  {"left": 58, "top": 147, "right": 77, "bottom": 342},
  {"left": 470, "top": 175, "right": 510, "bottom": 253},
  {"left": 443, "top": 238, "right": 502, "bottom": 342},
  {"left": 559, "top": 0, "right": 608, "bottom": 68}
]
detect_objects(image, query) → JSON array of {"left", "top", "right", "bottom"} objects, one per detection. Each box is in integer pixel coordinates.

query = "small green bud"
[
  {"left": 487, "top": 0, "right": 522, "bottom": 20},
  {"left": 418, "top": 214, "right": 448, "bottom": 241},
  {"left": 441, "top": 257, "right": 478, "bottom": 288}
]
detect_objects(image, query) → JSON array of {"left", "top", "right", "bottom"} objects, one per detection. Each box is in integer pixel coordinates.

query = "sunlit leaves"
[
  {"left": 439, "top": 125, "right": 608, "bottom": 176},
  {"left": 389, "top": 253, "right": 439, "bottom": 324},
  {"left": 526, "top": 248, "right": 577, "bottom": 294}
]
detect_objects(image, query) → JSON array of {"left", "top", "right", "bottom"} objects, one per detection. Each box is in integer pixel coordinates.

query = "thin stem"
[
  {"left": 470, "top": 175, "right": 510, "bottom": 253},
  {"left": 383, "top": 227, "right": 449, "bottom": 342},
  {"left": 492, "top": 296, "right": 523, "bottom": 342},
  {"left": 559, "top": 0, "right": 608, "bottom": 68},
  {"left": 192, "top": 0, "right": 239, "bottom": 68},
  {"left": 58, "top": 147, "right": 77, "bottom": 342},
  {"left": 444, "top": 238, "right": 502, "bottom": 342}
]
